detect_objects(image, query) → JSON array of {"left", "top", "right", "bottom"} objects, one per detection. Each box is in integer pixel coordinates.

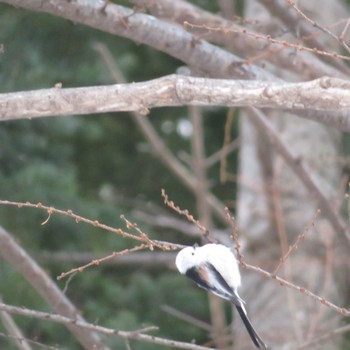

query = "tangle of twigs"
[{"left": 0, "top": 196, "right": 349, "bottom": 318}]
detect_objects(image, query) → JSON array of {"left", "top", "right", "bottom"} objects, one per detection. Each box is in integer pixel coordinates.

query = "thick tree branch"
[
  {"left": 1, "top": 75, "right": 350, "bottom": 129},
  {"left": 2, "top": 0, "right": 349, "bottom": 132},
  {"left": 0, "top": 0, "right": 272, "bottom": 81},
  {"left": 130, "top": 0, "right": 348, "bottom": 78}
]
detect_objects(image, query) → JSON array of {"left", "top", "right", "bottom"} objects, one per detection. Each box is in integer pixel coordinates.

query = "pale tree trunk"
[{"left": 236, "top": 1, "right": 349, "bottom": 349}]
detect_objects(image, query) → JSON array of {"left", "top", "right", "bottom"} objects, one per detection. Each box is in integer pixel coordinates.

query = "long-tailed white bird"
[{"left": 175, "top": 243, "right": 267, "bottom": 349}]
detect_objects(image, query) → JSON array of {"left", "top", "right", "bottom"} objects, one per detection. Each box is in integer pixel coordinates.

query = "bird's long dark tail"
[{"left": 235, "top": 304, "right": 268, "bottom": 349}]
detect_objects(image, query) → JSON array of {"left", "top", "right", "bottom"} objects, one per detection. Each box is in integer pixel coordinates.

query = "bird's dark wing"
[
  {"left": 185, "top": 266, "right": 212, "bottom": 291},
  {"left": 206, "top": 262, "right": 244, "bottom": 305},
  {"left": 185, "top": 264, "right": 268, "bottom": 349}
]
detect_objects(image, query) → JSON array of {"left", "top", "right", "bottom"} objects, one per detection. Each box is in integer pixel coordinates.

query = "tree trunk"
[{"left": 236, "top": 1, "right": 348, "bottom": 348}]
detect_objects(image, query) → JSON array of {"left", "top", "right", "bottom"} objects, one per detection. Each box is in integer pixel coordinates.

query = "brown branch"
[
  {"left": 185, "top": 21, "right": 350, "bottom": 62},
  {"left": 0, "top": 200, "right": 187, "bottom": 280},
  {"left": 224, "top": 208, "right": 243, "bottom": 263},
  {"left": 258, "top": 0, "right": 350, "bottom": 73},
  {"left": 0, "top": 200, "right": 150, "bottom": 244},
  {"left": 2, "top": 201, "right": 348, "bottom": 321},
  {"left": 57, "top": 244, "right": 149, "bottom": 280},
  {"left": 0, "top": 303, "right": 214, "bottom": 350},
  {"left": 206, "top": 139, "right": 240, "bottom": 169},
  {"left": 0, "top": 226, "right": 110, "bottom": 350},
  {"left": 296, "top": 323, "right": 350, "bottom": 349},
  {"left": 161, "top": 189, "right": 208, "bottom": 235},
  {"left": 188, "top": 104, "right": 228, "bottom": 347},
  {"left": 287, "top": 0, "right": 350, "bottom": 53},
  {"left": 273, "top": 210, "right": 321, "bottom": 275},
  {"left": 220, "top": 109, "right": 235, "bottom": 183},
  {"left": 37, "top": 250, "right": 177, "bottom": 267},
  {"left": 130, "top": 0, "right": 348, "bottom": 78},
  {"left": 132, "top": 210, "right": 229, "bottom": 242},
  {"left": 243, "top": 263, "right": 350, "bottom": 317}
]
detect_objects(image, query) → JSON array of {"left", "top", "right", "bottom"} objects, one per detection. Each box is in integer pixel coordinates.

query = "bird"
[{"left": 175, "top": 243, "right": 268, "bottom": 349}]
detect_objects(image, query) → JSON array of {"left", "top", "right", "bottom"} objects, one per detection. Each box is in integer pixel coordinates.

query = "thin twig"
[
  {"left": 339, "top": 18, "right": 350, "bottom": 49},
  {"left": 184, "top": 21, "right": 350, "bottom": 61},
  {"left": 161, "top": 189, "right": 208, "bottom": 235},
  {"left": 224, "top": 208, "right": 243, "bottom": 263},
  {"left": 57, "top": 244, "right": 149, "bottom": 280},
  {"left": 120, "top": 214, "right": 164, "bottom": 249},
  {"left": 0, "top": 200, "right": 184, "bottom": 279},
  {"left": 0, "top": 226, "right": 109, "bottom": 350},
  {"left": 296, "top": 323, "right": 350, "bottom": 349},
  {"left": 161, "top": 305, "right": 212, "bottom": 332},
  {"left": 220, "top": 109, "right": 235, "bottom": 184},
  {"left": 0, "top": 200, "right": 144, "bottom": 243},
  {"left": 287, "top": 0, "right": 350, "bottom": 53},
  {"left": 243, "top": 263, "right": 350, "bottom": 317},
  {"left": 0, "top": 303, "right": 214, "bottom": 350},
  {"left": 0, "top": 200, "right": 182, "bottom": 252},
  {"left": 273, "top": 210, "right": 321, "bottom": 275},
  {"left": 0, "top": 332, "right": 58, "bottom": 350},
  {"left": 94, "top": 42, "right": 228, "bottom": 223}
]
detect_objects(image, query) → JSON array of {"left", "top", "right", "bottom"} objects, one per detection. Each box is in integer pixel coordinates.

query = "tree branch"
[
  {"left": 130, "top": 0, "right": 348, "bottom": 78},
  {"left": 0, "top": 303, "right": 214, "bottom": 350},
  {"left": 247, "top": 108, "right": 350, "bottom": 246},
  {"left": 1, "top": 75, "right": 350, "bottom": 129},
  {"left": 0, "top": 226, "right": 109, "bottom": 350},
  {"left": 0, "top": 0, "right": 271, "bottom": 80}
]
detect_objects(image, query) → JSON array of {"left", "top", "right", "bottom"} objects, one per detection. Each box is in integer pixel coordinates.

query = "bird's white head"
[{"left": 175, "top": 245, "right": 199, "bottom": 274}]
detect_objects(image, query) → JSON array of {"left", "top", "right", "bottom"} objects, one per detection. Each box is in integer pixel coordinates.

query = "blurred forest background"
[{"left": 0, "top": 0, "right": 350, "bottom": 349}]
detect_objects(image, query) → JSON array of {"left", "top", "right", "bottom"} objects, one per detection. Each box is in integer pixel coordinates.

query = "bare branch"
[
  {"left": 130, "top": 0, "right": 348, "bottom": 78},
  {"left": 0, "top": 0, "right": 271, "bottom": 81},
  {"left": 161, "top": 189, "right": 208, "bottom": 235},
  {"left": 273, "top": 210, "right": 321, "bottom": 275},
  {"left": 0, "top": 297, "right": 32, "bottom": 350},
  {"left": 247, "top": 108, "right": 350, "bottom": 245},
  {"left": 243, "top": 263, "right": 350, "bottom": 317},
  {"left": 296, "top": 323, "right": 350, "bottom": 349},
  {"left": 161, "top": 305, "right": 212, "bottom": 332},
  {"left": 37, "top": 250, "right": 176, "bottom": 267},
  {"left": 94, "top": 43, "right": 228, "bottom": 225},
  {"left": 287, "top": 0, "right": 350, "bottom": 53},
  {"left": 258, "top": 0, "right": 350, "bottom": 73},
  {"left": 185, "top": 21, "right": 350, "bottom": 62},
  {"left": 0, "top": 332, "right": 58, "bottom": 350},
  {"left": 57, "top": 244, "right": 149, "bottom": 280},
  {"left": 0, "top": 303, "right": 214, "bottom": 350},
  {"left": 1, "top": 75, "right": 350, "bottom": 128},
  {"left": 0, "top": 226, "right": 110, "bottom": 350}
]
